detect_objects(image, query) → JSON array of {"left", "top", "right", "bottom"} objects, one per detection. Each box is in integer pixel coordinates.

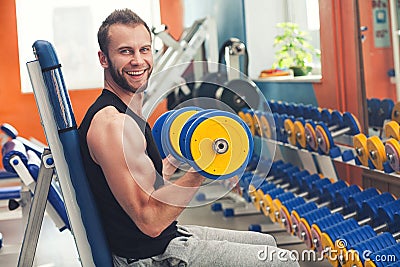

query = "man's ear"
[{"left": 98, "top": 50, "right": 108, "bottom": 68}]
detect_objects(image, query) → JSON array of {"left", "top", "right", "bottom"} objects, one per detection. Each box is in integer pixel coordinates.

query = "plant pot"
[{"left": 290, "top": 66, "right": 311, "bottom": 77}]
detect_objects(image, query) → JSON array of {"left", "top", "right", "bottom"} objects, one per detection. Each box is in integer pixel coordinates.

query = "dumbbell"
[
  {"left": 353, "top": 121, "right": 400, "bottom": 169},
  {"left": 297, "top": 109, "right": 341, "bottom": 151},
  {"left": 315, "top": 111, "right": 361, "bottom": 155},
  {"left": 297, "top": 184, "right": 372, "bottom": 247},
  {"left": 345, "top": 231, "right": 400, "bottom": 267},
  {"left": 152, "top": 106, "right": 253, "bottom": 179},
  {"left": 309, "top": 187, "right": 380, "bottom": 250},
  {"left": 278, "top": 177, "right": 334, "bottom": 234},
  {"left": 248, "top": 163, "right": 321, "bottom": 219},
  {"left": 364, "top": 242, "right": 400, "bottom": 267},
  {"left": 384, "top": 137, "right": 400, "bottom": 172},
  {"left": 304, "top": 109, "right": 343, "bottom": 152},
  {"left": 316, "top": 193, "right": 398, "bottom": 263},
  {"left": 326, "top": 226, "right": 398, "bottom": 267},
  {"left": 268, "top": 177, "right": 346, "bottom": 234}
]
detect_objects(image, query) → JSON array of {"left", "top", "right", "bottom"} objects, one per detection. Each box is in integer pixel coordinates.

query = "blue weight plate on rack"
[{"left": 342, "top": 112, "right": 361, "bottom": 135}]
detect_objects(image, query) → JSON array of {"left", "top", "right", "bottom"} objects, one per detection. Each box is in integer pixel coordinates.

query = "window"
[{"left": 16, "top": 0, "right": 161, "bottom": 92}]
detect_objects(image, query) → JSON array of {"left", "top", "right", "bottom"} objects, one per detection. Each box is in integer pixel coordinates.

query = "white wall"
[{"left": 16, "top": 0, "right": 161, "bottom": 92}]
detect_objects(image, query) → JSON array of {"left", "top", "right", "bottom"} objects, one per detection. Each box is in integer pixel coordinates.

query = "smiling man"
[{"left": 78, "top": 8, "right": 299, "bottom": 267}]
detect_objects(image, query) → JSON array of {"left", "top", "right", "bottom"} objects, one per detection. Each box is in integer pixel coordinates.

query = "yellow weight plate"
[
  {"left": 284, "top": 119, "right": 296, "bottom": 145},
  {"left": 366, "top": 136, "right": 386, "bottom": 170},
  {"left": 260, "top": 114, "right": 271, "bottom": 139},
  {"left": 270, "top": 199, "right": 282, "bottom": 222},
  {"left": 253, "top": 113, "right": 262, "bottom": 137},
  {"left": 294, "top": 121, "right": 307, "bottom": 148},
  {"left": 334, "top": 240, "right": 349, "bottom": 267},
  {"left": 299, "top": 219, "right": 313, "bottom": 249},
  {"left": 189, "top": 116, "right": 250, "bottom": 175},
  {"left": 345, "top": 250, "right": 363, "bottom": 267},
  {"left": 321, "top": 233, "right": 337, "bottom": 264},
  {"left": 353, "top": 133, "right": 369, "bottom": 167},
  {"left": 169, "top": 110, "right": 199, "bottom": 157},
  {"left": 279, "top": 206, "right": 292, "bottom": 232},
  {"left": 244, "top": 113, "right": 255, "bottom": 136},
  {"left": 364, "top": 260, "right": 377, "bottom": 267},
  {"left": 248, "top": 184, "right": 261, "bottom": 211},
  {"left": 391, "top": 101, "right": 400, "bottom": 123},
  {"left": 384, "top": 121, "right": 400, "bottom": 140},
  {"left": 263, "top": 194, "right": 274, "bottom": 216}
]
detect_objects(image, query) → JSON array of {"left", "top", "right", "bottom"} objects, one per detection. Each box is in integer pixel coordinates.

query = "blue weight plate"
[
  {"left": 162, "top": 107, "right": 203, "bottom": 162},
  {"left": 184, "top": 110, "right": 253, "bottom": 180},
  {"left": 330, "top": 111, "right": 343, "bottom": 127},
  {"left": 342, "top": 112, "right": 361, "bottom": 135},
  {"left": 152, "top": 110, "right": 174, "bottom": 159},
  {"left": 367, "top": 98, "right": 381, "bottom": 127},
  {"left": 320, "top": 109, "right": 332, "bottom": 125}
]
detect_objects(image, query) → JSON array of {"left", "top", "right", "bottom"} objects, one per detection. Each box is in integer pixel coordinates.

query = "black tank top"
[{"left": 78, "top": 89, "right": 178, "bottom": 259}]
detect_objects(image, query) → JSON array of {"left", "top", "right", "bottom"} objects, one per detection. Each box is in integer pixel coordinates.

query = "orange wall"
[{"left": 358, "top": 0, "right": 397, "bottom": 100}]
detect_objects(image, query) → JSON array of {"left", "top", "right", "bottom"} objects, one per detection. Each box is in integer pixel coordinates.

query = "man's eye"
[
  {"left": 141, "top": 47, "right": 151, "bottom": 53},
  {"left": 121, "top": 49, "right": 131, "bottom": 54}
]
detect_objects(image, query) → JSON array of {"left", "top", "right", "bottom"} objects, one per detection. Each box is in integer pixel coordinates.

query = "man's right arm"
[{"left": 87, "top": 107, "right": 205, "bottom": 237}]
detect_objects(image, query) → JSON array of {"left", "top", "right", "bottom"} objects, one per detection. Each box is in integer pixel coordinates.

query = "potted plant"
[{"left": 272, "top": 22, "right": 320, "bottom": 76}]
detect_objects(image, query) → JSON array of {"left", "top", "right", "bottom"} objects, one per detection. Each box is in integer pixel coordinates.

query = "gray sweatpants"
[{"left": 113, "top": 225, "right": 300, "bottom": 267}]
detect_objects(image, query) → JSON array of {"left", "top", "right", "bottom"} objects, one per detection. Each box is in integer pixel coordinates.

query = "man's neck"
[{"left": 104, "top": 86, "right": 144, "bottom": 118}]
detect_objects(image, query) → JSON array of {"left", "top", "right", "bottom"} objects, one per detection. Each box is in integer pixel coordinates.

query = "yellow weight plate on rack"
[
  {"left": 253, "top": 113, "right": 262, "bottom": 137},
  {"left": 334, "top": 240, "right": 350, "bottom": 267},
  {"left": 345, "top": 250, "right": 363, "bottom": 267},
  {"left": 248, "top": 184, "right": 261, "bottom": 211},
  {"left": 364, "top": 260, "right": 377, "bottom": 267},
  {"left": 391, "top": 101, "right": 400, "bottom": 123},
  {"left": 270, "top": 199, "right": 282, "bottom": 222},
  {"left": 320, "top": 233, "right": 336, "bottom": 263},
  {"left": 366, "top": 136, "right": 386, "bottom": 170},
  {"left": 189, "top": 116, "right": 249, "bottom": 175},
  {"left": 243, "top": 112, "right": 255, "bottom": 136},
  {"left": 284, "top": 119, "right": 296, "bottom": 145},
  {"left": 294, "top": 121, "right": 307, "bottom": 148},
  {"left": 263, "top": 194, "right": 274, "bottom": 216},
  {"left": 384, "top": 120, "right": 400, "bottom": 140},
  {"left": 353, "top": 133, "right": 369, "bottom": 167},
  {"left": 169, "top": 110, "right": 199, "bottom": 157},
  {"left": 260, "top": 113, "right": 271, "bottom": 139}
]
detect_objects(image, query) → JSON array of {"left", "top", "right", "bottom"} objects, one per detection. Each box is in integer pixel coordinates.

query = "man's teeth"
[{"left": 127, "top": 70, "right": 144, "bottom": 76}]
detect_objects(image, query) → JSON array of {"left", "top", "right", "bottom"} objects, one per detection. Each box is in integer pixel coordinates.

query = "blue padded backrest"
[{"left": 32, "top": 40, "right": 112, "bottom": 266}]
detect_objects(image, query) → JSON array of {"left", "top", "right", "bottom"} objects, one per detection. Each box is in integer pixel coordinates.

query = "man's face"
[{"left": 104, "top": 24, "right": 153, "bottom": 93}]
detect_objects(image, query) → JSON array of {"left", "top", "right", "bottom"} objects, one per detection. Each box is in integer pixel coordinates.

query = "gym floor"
[{"left": 0, "top": 183, "right": 331, "bottom": 266}]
